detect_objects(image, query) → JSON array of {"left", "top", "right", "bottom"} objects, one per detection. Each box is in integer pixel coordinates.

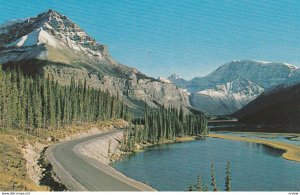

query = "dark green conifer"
[
  {"left": 225, "top": 161, "right": 231, "bottom": 191},
  {"left": 210, "top": 162, "right": 218, "bottom": 191}
]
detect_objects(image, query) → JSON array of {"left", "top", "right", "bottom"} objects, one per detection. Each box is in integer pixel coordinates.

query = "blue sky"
[{"left": 1, "top": 0, "right": 300, "bottom": 79}]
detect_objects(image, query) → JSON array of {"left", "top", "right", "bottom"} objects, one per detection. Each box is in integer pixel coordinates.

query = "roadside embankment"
[
  {"left": 0, "top": 119, "right": 128, "bottom": 191},
  {"left": 78, "top": 131, "right": 125, "bottom": 164},
  {"left": 209, "top": 133, "right": 300, "bottom": 163},
  {"left": 0, "top": 132, "right": 48, "bottom": 191}
]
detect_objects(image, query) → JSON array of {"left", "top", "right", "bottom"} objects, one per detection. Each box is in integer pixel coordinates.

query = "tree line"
[
  {"left": 0, "top": 65, "right": 131, "bottom": 133},
  {"left": 123, "top": 104, "right": 208, "bottom": 150}
]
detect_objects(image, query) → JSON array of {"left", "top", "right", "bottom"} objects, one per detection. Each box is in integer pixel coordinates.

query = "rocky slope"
[
  {"left": 0, "top": 10, "right": 191, "bottom": 115},
  {"left": 169, "top": 60, "right": 298, "bottom": 115}
]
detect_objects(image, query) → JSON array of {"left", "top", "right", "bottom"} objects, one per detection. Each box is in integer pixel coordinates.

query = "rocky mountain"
[
  {"left": 234, "top": 83, "right": 300, "bottom": 129},
  {"left": 0, "top": 10, "right": 192, "bottom": 115},
  {"left": 168, "top": 60, "right": 298, "bottom": 115},
  {"left": 168, "top": 74, "right": 188, "bottom": 87}
]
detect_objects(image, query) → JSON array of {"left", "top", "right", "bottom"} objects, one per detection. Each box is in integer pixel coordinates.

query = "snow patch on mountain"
[
  {"left": 158, "top": 77, "right": 172, "bottom": 83},
  {"left": 284, "top": 62, "right": 296, "bottom": 67},
  {"left": 6, "top": 27, "right": 60, "bottom": 48},
  {"left": 192, "top": 79, "right": 265, "bottom": 114},
  {"left": 197, "top": 79, "right": 264, "bottom": 100},
  {"left": 253, "top": 60, "right": 271, "bottom": 64}
]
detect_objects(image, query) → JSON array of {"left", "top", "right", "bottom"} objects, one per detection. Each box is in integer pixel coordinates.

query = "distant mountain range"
[
  {"left": 0, "top": 10, "right": 192, "bottom": 116},
  {"left": 2, "top": 10, "right": 300, "bottom": 119},
  {"left": 167, "top": 60, "right": 299, "bottom": 115}
]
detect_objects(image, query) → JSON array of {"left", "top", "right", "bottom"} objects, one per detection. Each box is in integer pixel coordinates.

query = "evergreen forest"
[
  {"left": 0, "top": 65, "right": 208, "bottom": 145},
  {"left": 0, "top": 66, "right": 131, "bottom": 134},
  {"left": 123, "top": 104, "right": 208, "bottom": 150}
]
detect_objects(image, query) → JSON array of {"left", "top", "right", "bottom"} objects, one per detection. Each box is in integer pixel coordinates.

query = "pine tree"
[
  {"left": 33, "top": 82, "right": 43, "bottom": 129},
  {"left": 225, "top": 161, "right": 231, "bottom": 191},
  {"left": 56, "top": 89, "right": 62, "bottom": 129},
  {"left": 196, "top": 175, "right": 203, "bottom": 191},
  {"left": 187, "top": 185, "right": 194, "bottom": 191},
  {"left": 0, "top": 65, "right": 5, "bottom": 130},
  {"left": 48, "top": 77, "right": 56, "bottom": 127},
  {"left": 203, "top": 185, "right": 208, "bottom": 191},
  {"left": 210, "top": 162, "right": 218, "bottom": 191}
]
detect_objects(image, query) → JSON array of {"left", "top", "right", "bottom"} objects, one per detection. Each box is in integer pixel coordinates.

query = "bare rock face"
[
  {"left": 42, "top": 65, "right": 191, "bottom": 114},
  {"left": 0, "top": 10, "right": 192, "bottom": 115}
]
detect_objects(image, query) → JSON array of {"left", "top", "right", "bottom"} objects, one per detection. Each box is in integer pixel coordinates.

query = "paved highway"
[{"left": 46, "top": 129, "right": 155, "bottom": 191}]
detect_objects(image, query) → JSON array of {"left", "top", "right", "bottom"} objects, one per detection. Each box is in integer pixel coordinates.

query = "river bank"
[
  {"left": 130, "top": 135, "right": 205, "bottom": 152},
  {"left": 209, "top": 133, "right": 300, "bottom": 163}
]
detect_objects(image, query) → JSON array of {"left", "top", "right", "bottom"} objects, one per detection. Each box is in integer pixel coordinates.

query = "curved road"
[{"left": 46, "top": 129, "right": 155, "bottom": 191}]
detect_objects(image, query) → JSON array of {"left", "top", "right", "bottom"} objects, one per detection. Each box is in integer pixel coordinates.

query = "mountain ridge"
[{"left": 168, "top": 60, "right": 298, "bottom": 115}]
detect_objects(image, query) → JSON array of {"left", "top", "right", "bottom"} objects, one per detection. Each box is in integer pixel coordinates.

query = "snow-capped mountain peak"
[
  {"left": 0, "top": 9, "right": 109, "bottom": 64},
  {"left": 205, "top": 60, "right": 297, "bottom": 89}
]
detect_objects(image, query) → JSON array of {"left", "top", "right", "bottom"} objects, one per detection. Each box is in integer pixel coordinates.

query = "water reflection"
[{"left": 244, "top": 142, "right": 284, "bottom": 156}]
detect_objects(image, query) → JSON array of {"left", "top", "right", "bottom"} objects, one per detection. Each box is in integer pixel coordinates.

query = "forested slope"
[
  {"left": 234, "top": 83, "right": 300, "bottom": 129},
  {"left": 0, "top": 65, "right": 131, "bottom": 133}
]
